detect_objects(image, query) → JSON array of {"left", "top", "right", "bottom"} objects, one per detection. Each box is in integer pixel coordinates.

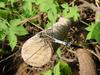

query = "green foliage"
[
  {"left": 23, "top": 1, "right": 33, "bottom": 17},
  {"left": 0, "top": 0, "right": 7, "bottom": 2},
  {"left": 0, "top": 18, "right": 28, "bottom": 50},
  {"left": 0, "top": 18, "right": 9, "bottom": 40},
  {"left": 0, "top": 31, "right": 6, "bottom": 40},
  {"left": 56, "top": 48, "right": 62, "bottom": 58},
  {"left": 7, "top": 30, "right": 17, "bottom": 50},
  {"left": 22, "top": 0, "right": 38, "bottom": 18},
  {"left": 0, "top": 2, "right": 11, "bottom": 19},
  {"left": 53, "top": 62, "right": 61, "bottom": 75},
  {"left": 0, "top": 2, "right": 5, "bottom": 8},
  {"left": 8, "top": 19, "right": 28, "bottom": 50},
  {"left": 42, "top": 70, "right": 52, "bottom": 75},
  {"left": 61, "top": 3, "right": 80, "bottom": 21},
  {"left": 60, "top": 60, "right": 72, "bottom": 75},
  {"left": 33, "top": 0, "right": 59, "bottom": 28},
  {"left": 42, "top": 60, "right": 72, "bottom": 75},
  {"left": 86, "top": 23, "right": 100, "bottom": 42},
  {"left": 32, "top": 0, "right": 80, "bottom": 28},
  {"left": 0, "top": 9, "right": 11, "bottom": 18}
]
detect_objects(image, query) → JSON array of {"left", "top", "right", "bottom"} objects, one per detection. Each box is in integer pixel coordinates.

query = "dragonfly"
[
  {"left": 39, "top": 31, "right": 82, "bottom": 48},
  {"left": 39, "top": 32, "right": 72, "bottom": 47},
  {"left": 21, "top": 17, "right": 82, "bottom": 67}
]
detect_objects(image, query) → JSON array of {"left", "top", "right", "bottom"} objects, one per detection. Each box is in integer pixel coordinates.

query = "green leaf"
[
  {"left": 0, "top": 18, "right": 8, "bottom": 31},
  {"left": 15, "top": 25, "right": 28, "bottom": 36},
  {"left": 34, "top": 0, "right": 58, "bottom": 29},
  {"left": 10, "top": 19, "right": 21, "bottom": 26},
  {"left": 7, "top": 30, "right": 17, "bottom": 50},
  {"left": 23, "top": 1, "right": 33, "bottom": 16},
  {"left": 48, "top": 5, "right": 58, "bottom": 22},
  {"left": 86, "top": 23, "right": 100, "bottom": 42},
  {"left": 0, "top": 31, "right": 6, "bottom": 40},
  {"left": 42, "top": 60, "right": 72, "bottom": 75},
  {"left": 35, "top": 0, "right": 46, "bottom": 4},
  {"left": 53, "top": 62, "right": 61, "bottom": 75},
  {"left": 24, "top": 0, "right": 37, "bottom": 2},
  {"left": 47, "top": 10, "right": 57, "bottom": 23},
  {"left": 9, "top": 19, "right": 28, "bottom": 36},
  {"left": 0, "top": 9, "right": 10, "bottom": 18},
  {"left": 60, "top": 60, "right": 72, "bottom": 75},
  {"left": 61, "top": 3, "right": 69, "bottom": 15},
  {"left": 67, "top": 6, "right": 79, "bottom": 21},
  {"left": 62, "top": 3, "right": 79, "bottom": 21},
  {"left": 46, "top": 4, "right": 58, "bottom": 28},
  {"left": 36, "top": 0, "right": 54, "bottom": 5},
  {"left": 86, "top": 23, "right": 95, "bottom": 31},
  {"left": 42, "top": 70, "right": 52, "bottom": 75},
  {"left": 0, "top": 2, "right": 5, "bottom": 8},
  {"left": 36, "top": 0, "right": 58, "bottom": 23},
  {"left": 0, "top": 0, "right": 7, "bottom": 2},
  {"left": 39, "top": 3, "right": 50, "bottom": 12},
  {"left": 56, "top": 48, "right": 62, "bottom": 58},
  {"left": 39, "top": 0, "right": 57, "bottom": 13},
  {"left": 45, "top": 22, "right": 53, "bottom": 29},
  {"left": 61, "top": 3, "right": 69, "bottom": 9}
]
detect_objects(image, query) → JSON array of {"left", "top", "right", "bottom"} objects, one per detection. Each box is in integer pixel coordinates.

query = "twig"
[
  {"left": 17, "top": 13, "right": 44, "bottom": 31},
  {"left": 80, "top": 20, "right": 89, "bottom": 26},
  {"left": 18, "top": 13, "right": 43, "bottom": 25},
  {"left": 70, "top": 0, "right": 76, "bottom": 5},
  {"left": 59, "top": 46, "right": 76, "bottom": 62},
  {"left": 95, "top": 0, "right": 100, "bottom": 7},
  {"left": 0, "top": 50, "right": 20, "bottom": 63},
  {"left": 0, "top": 54, "right": 15, "bottom": 63},
  {"left": 60, "top": 56, "right": 76, "bottom": 62},
  {"left": 28, "top": 21, "right": 44, "bottom": 30},
  {"left": 95, "top": 45, "right": 100, "bottom": 60},
  {"left": 87, "top": 49, "right": 100, "bottom": 61},
  {"left": 96, "top": 44, "right": 100, "bottom": 49}
]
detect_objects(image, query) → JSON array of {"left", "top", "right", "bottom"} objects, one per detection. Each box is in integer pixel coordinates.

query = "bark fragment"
[{"left": 76, "top": 48, "right": 96, "bottom": 75}]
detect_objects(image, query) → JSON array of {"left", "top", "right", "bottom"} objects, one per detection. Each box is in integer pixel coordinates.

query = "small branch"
[
  {"left": 95, "top": 0, "right": 100, "bottom": 7},
  {"left": 87, "top": 49, "right": 100, "bottom": 61},
  {"left": 80, "top": 20, "right": 89, "bottom": 26},
  {"left": 0, "top": 50, "right": 20, "bottom": 63},
  {"left": 28, "top": 21, "right": 44, "bottom": 30},
  {"left": 60, "top": 56, "right": 76, "bottom": 62},
  {"left": 70, "top": 0, "right": 76, "bottom": 5},
  {"left": 18, "top": 13, "right": 43, "bottom": 25},
  {"left": 95, "top": 45, "right": 100, "bottom": 61}
]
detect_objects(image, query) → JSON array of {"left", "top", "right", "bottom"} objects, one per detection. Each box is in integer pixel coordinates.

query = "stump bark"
[{"left": 76, "top": 48, "right": 96, "bottom": 75}]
